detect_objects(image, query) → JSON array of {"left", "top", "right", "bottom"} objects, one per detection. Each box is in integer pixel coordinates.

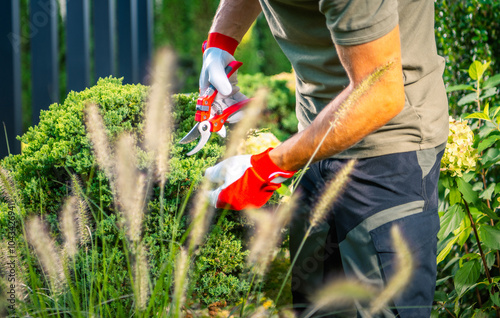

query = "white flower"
[{"left": 441, "top": 117, "right": 479, "bottom": 177}]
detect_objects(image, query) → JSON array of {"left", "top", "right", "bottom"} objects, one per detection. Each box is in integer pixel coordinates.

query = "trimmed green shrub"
[
  {"left": 0, "top": 77, "right": 251, "bottom": 310},
  {"left": 239, "top": 72, "right": 297, "bottom": 141}
]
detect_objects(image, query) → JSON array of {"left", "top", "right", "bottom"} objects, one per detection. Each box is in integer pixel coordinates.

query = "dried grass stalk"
[
  {"left": 309, "top": 159, "right": 356, "bottom": 229},
  {"left": 70, "top": 176, "right": 91, "bottom": 246},
  {"left": 311, "top": 279, "right": 376, "bottom": 314},
  {"left": 223, "top": 88, "right": 268, "bottom": 159},
  {"left": 26, "top": 216, "right": 65, "bottom": 293},
  {"left": 144, "top": 47, "right": 176, "bottom": 188},
  {"left": 60, "top": 195, "right": 78, "bottom": 258},
  {"left": 173, "top": 247, "right": 189, "bottom": 316},
  {"left": 84, "top": 103, "right": 114, "bottom": 183},
  {"left": 188, "top": 178, "right": 215, "bottom": 250},
  {"left": 115, "top": 133, "right": 146, "bottom": 242},
  {"left": 134, "top": 242, "right": 150, "bottom": 311},
  {"left": 246, "top": 194, "right": 297, "bottom": 275},
  {"left": 0, "top": 167, "right": 18, "bottom": 207},
  {"left": 369, "top": 225, "right": 413, "bottom": 315}
]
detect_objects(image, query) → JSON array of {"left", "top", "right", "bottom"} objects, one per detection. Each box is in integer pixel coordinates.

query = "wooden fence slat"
[
  {"left": 94, "top": 0, "right": 116, "bottom": 80},
  {"left": 117, "top": 0, "right": 139, "bottom": 84},
  {"left": 137, "top": 0, "right": 153, "bottom": 83},
  {"left": 66, "top": 0, "right": 90, "bottom": 93},
  {"left": 0, "top": 0, "right": 22, "bottom": 157},
  {"left": 30, "top": 0, "right": 59, "bottom": 125}
]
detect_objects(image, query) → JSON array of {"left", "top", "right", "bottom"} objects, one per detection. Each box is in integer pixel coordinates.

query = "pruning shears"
[{"left": 179, "top": 60, "right": 251, "bottom": 156}]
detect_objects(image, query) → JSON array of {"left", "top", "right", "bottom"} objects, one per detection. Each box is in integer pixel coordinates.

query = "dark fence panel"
[
  {"left": 66, "top": 0, "right": 91, "bottom": 93},
  {"left": 1, "top": 0, "right": 153, "bottom": 159},
  {"left": 94, "top": 0, "right": 116, "bottom": 80},
  {"left": 138, "top": 0, "right": 153, "bottom": 83},
  {"left": 117, "top": 0, "right": 139, "bottom": 84},
  {"left": 30, "top": 0, "right": 59, "bottom": 125},
  {"left": 0, "top": 0, "right": 22, "bottom": 157}
]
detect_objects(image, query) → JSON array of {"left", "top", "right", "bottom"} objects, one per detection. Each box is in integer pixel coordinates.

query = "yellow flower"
[
  {"left": 237, "top": 131, "right": 281, "bottom": 155},
  {"left": 262, "top": 299, "right": 274, "bottom": 309}
]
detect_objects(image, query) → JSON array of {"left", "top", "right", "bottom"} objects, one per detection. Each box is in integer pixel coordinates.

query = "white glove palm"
[{"left": 199, "top": 47, "right": 235, "bottom": 97}]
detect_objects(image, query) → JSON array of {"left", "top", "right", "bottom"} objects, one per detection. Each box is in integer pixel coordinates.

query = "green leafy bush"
[
  {"left": 0, "top": 77, "right": 251, "bottom": 311},
  {"left": 239, "top": 72, "right": 297, "bottom": 141},
  {"left": 435, "top": 0, "right": 500, "bottom": 111},
  {"left": 435, "top": 61, "right": 500, "bottom": 316}
]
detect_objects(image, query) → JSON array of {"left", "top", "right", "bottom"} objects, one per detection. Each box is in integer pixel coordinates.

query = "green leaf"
[
  {"left": 437, "top": 235, "right": 459, "bottom": 264},
  {"left": 458, "top": 92, "right": 478, "bottom": 106},
  {"left": 436, "top": 276, "right": 453, "bottom": 287},
  {"left": 472, "top": 310, "right": 490, "bottom": 318},
  {"left": 446, "top": 84, "right": 475, "bottom": 93},
  {"left": 479, "top": 183, "right": 496, "bottom": 201},
  {"left": 469, "top": 61, "right": 484, "bottom": 81},
  {"left": 457, "top": 227, "right": 472, "bottom": 247},
  {"left": 457, "top": 177, "right": 478, "bottom": 204},
  {"left": 491, "top": 289, "right": 500, "bottom": 307},
  {"left": 480, "top": 147, "right": 500, "bottom": 167},
  {"left": 484, "top": 102, "right": 490, "bottom": 117},
  {"left": 434, "top": 290, "right": 448, "bottom": 302},
  {"left": 486, "top": 252, "right": 496, "bottom": 270},
  {"left": 449, "top": 187, "right": 462, "bottom": 205},
  {"left": 465, "top": 112, "right": 490, "bottom": 121},
  {"left": 438, "top": 204, "right": 465, "bottom": 240},
  {"left": 479, "top": 87, "right": 498, "bottom": 101},
  {"left": 454, "top": 259, "right": 481, "bottom": 297},
  {"left": 483, "top": 73, "right": 500, "bottom": 89},
  {"left": 478, "top": 225, "right": 500, "bottom": 250},
  {"left": 276, "top": 184, "right": 291, "bottom": 196},
  {"left": 477, "top": 135, "right": 500, "bottom": 153}
]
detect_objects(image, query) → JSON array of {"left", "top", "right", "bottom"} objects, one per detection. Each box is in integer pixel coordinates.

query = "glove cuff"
[
  {"left": 203, "top": 32, "right": 239, "bottom": 55},
  {"left": 251, "top": 148, "right": 296, "bottom": 183}
]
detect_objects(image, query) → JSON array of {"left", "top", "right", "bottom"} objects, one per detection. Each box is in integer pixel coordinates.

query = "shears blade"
[
  {"left": 179, "top": 123, "right": 200, "bottom": 144},
  {"left": 185, "top": 121, "right": 211, "bottom": 156}
]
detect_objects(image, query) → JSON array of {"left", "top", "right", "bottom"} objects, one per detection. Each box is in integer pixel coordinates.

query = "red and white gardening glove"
[
  {"left": 200, "top": 32, "right": 240, "bottom": 97},
  {"left": 205, "top": 148, "right": 296, "bottom": 210}
]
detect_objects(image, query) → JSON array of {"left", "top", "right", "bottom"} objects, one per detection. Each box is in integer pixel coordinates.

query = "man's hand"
[
  {"left": 205, "top": 148, "right": 296, "bottom": 210},
  {"left": 199, "top": 32, "right": 239, "bottom": 96}
]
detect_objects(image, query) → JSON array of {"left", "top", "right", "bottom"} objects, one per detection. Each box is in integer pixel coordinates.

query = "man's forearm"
[
  {"left": 210, "top": 0, "right": 262, "bottom": 42},
  {"left": 269, "top": 26, "right": 405, "bottom": 171}
]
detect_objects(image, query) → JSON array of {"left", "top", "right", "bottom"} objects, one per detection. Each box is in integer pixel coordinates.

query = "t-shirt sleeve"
[{"left": 319, "top": 0, "right": 399, "bottom": 46}]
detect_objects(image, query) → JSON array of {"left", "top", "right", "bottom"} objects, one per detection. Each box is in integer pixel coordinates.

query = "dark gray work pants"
[{"left": 290, "top": 144, "right": 445, "bottom": 317}]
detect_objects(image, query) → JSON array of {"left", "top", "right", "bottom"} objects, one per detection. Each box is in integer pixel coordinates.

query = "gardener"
[{"left": 200, "top": 0, "right": 449, "bottom": 316}]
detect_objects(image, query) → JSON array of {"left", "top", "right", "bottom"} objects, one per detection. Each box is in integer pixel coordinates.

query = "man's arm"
[
  {"left": 269, "top": 25, "right": 406, "bottom": 171},
  {"left": 209, "top": 0, "right": 262, "bottom": 42}
]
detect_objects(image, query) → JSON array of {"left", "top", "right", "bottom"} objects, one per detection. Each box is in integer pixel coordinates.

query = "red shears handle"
[
  {"left": 194, "top": 60, "right": 243, "bottom": 122},
  {"left": 209, "top": 99, "right": 251, "bottom": 132}
]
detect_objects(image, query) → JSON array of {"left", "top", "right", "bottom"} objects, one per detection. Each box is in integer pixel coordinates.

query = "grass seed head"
[
  {"left": 224, "top": 88, "right": 268, "bottom": 159},
  {"left": 310, "top": 159, "right": 355, "bottom": 229},
  {"left": 189, "top": 178, "right": 215, "bottom": 250},
  {"left": 84, "top": 103, "right": 114, "bottom": 183},
  {"left": 369, "top": 225, "right": 413, "bottom": 315},
  {"left": 134, "top": 242, "right": 150, "bottom": 311},
  {"left": 144, "top": 47, "right": 176, "bottom": 188},
  {"left": 26, "top": 216, "right": 65, "bottom": 293},
  {"left": 311, "top": 279, "right": 376, "bottom": 313},
  {"left": 0, "top": 167, "right": 18, "bottom": 207},
  {"left": 246, "top": 194, "right": 296, "bottom": 275},
  {"left": 60, "top": 195, "right": 79, "bottom": 258},
  {"left": 173, "top": 247, "right": 189, "bottom": 315},
  {"left": 115, "top": 133, "right": 146, "bottom": 242}
]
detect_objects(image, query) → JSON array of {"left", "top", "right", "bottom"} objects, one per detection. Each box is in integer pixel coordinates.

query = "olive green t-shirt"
[{"left": 259, "top": 0, "right": 449, "bottom": 158}]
